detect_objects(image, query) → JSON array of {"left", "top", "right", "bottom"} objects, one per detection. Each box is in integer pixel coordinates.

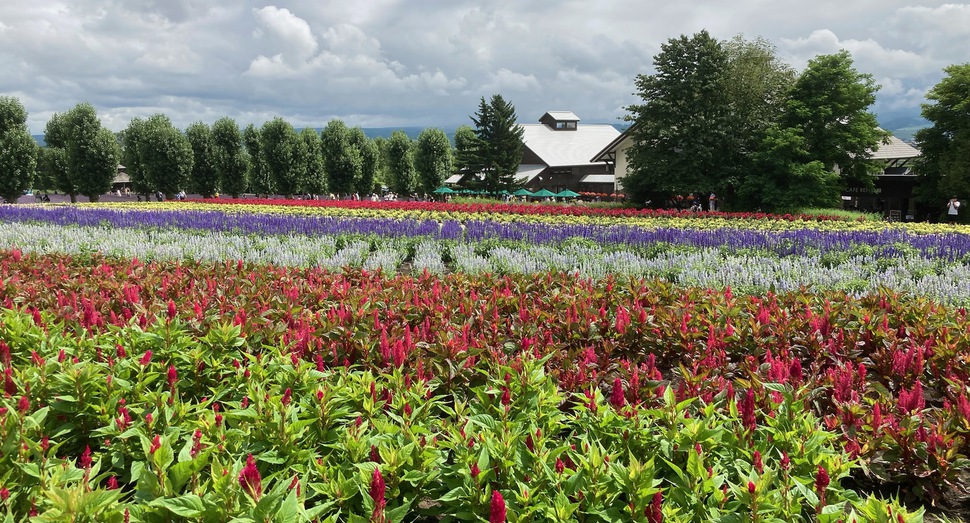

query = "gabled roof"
[
  {"left": 520, "top": 123, "right": 620, "bottom": 168},
  {"left": 871, "top": 135, "right": 920, "bottom": 160},
  {"left": 541, "top": 111, "right": 580, "bottom": 122},
  {"left": 591, "top": 126, "right": 633, "bottom": 163},
  {"left": 515, "top": 164, "right": 546, "bottom": 184}
]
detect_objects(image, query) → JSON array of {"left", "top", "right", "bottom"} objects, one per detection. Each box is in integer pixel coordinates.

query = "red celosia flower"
[
  {"left": 0, "top": 487, "right": 9, "bottom": 502},
  {"left": 501, "top": 387, "right": 511, "bottom": 407},
  {"left": 79, "top": 446, "right": 92, "bottom": 469},
  {"left": 815, "top": 465, "right": 830, "bottom": 492},
  {"left": 898, "top": 380, "right": 925, "bottom": 414},
  {"left": 470, "top": 462, "right": 480, "bottom": 478},
  {"left": 281, "top": 388, "right": 292, "bottom": 407},
  {"left": 371, "top": 445, "right": 381, "bottom": 463},
  {"left": 167, "top": 365, "right": 177, "bottom": 389},
  {"left": 555, "top": 457, "right": 565, "bottom": 474},
  {"left": 238, "top": 454, "right": 262, "bottom": 500},
  {"left": 489, "top": 490, "right": 506, "bottom": 523},
  {"left": 780, "top": 451, "right": 790, "bottom": 470},
  {"left": 139, "top": 350, "right": 152, "bottom": 366},
  {"left": 17, "top": 395, "right": 29, "bottom": 414},
  {"left": 3, "top": 368, "right": 15, "bottom": 396},
  {"left": 610, "top": 378, "right": 625, "bottom": 409},
  {"left": 167, "top": 299, "right": 177, "bottom": 321},
  {"left": 107, "top": 476, "right": 119, "bottom": 490},
  {"left": 645, "top": 491, "right": 662, "bottom": 523},
  {"left": 753, "top": 450, "right": 763, "bottom": 474},
  {"left": 740, "top": 389, "right": 756, "bottom": 431},
  {"left": 149, "top": 435, "right": 161, "bottom": 454},
  {"left": 748, "top": 481, "right": 756, "bottom": 494},
  {"left": 370, "top": 467, "right": 386, "bottom": 523}
]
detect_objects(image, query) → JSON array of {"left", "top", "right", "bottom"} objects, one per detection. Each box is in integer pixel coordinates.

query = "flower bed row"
[
  {"left": 1, "top": 249, "right": 968, "bottom": 506},
  {"left": 0, "top": 309, "right": 917, "bottom": 522},
  {"left": 4, "top": 220, "right": 970, "bottom": 304}
]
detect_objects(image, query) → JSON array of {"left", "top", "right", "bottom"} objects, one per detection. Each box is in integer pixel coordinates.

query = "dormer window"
[{"left": 540, "top": 111, "right": 580, "bottom": 131}]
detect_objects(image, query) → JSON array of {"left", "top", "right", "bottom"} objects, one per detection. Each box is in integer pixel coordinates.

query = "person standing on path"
[{"left": 948, "top": 196, "right": 961, "bottom": 224}]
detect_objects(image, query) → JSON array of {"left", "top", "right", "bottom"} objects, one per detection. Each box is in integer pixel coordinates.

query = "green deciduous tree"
[
  {"left": 461, "top": 95, "right": 524, "bottom": 193},
  {"left": 452, "top": 125, "right": 476, "bottom": 177},
  {"left": 385, "top": 130, "right": 416, "bottom": 195},
  {"left": 623, "top": 31, "right": 734, "bottom": 206},
  {"left": 186, "top": 122, "right": 219, "bottom": 198},
  {"left": 348, "top": 127, "right": 379, "bottom": 195},
  {"left": 914, "top": 63, "right": 970, "bottom": 210},
  {"left": 140, "top": 114, "right": 194, "bottom": 199},
  {"left": 299, "top": 127, "right": 326, "bottom": 196},
  {"left": 414, "top": 128, "right": 453, "bottom": 194},
  {"left": 320, "top": 119, "right": 361, "bottom": 195},
  {"left": 783, "top": 50, "right": 888, "bottom": 187},
  {"left": 243, "top": 124, "right": 271, "bottom": 196},
  {"left": 212, "top": 117, "right": 249, "bottom": 198},
  {"left": 260, "top": 118, "right": 301, "bottom": 198},
  {"left": 0, "top": 96, "right": 38, "bottom": 203},
  {"left": 120, "top": 117, "right": 151, "bottom": 198},
  {"left": 45, "top": 103, "right": 118, "bottom": 202}
]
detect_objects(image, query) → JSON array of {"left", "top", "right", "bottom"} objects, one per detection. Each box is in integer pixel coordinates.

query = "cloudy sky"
[{"left": 1, "top": 1, "right": 967, "bottom": 134}]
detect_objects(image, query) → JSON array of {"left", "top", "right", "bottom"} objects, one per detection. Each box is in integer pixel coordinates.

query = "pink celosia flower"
[
  {"left": 610, "top": 377, "right": 625, "bottom": 409},
  {"left": 139, "top": 350, "right": 152, "bottom": 366},
  {"left": 489, "top": 490, "right": 506, "bottom": 523},
  {"left": 370, "top": 467, "right": 386, "bottom": 523},
  {"left": 646, "top": 491, "right": 662, "bottom": 523},
  {"left": 238, "top": 454, "right": 262, "bottom": 500}
]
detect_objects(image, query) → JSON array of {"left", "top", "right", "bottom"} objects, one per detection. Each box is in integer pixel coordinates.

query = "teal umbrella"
[
  {"left": 531, "top": 189, "right": 556, "bottom": 198},
  {"left": 433, "top": 186, "right": 456, "bottom": 194},
  {"left": 512, "top": 188, "right": 534, "bottom": 197},
  {"left": 555, "top": 189, "right": 580, "bottom": 198}
]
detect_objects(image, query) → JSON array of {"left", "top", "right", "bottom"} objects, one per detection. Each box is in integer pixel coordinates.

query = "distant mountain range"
[{"left": 30, "top": 118, "right": 927, "bottom": 147}]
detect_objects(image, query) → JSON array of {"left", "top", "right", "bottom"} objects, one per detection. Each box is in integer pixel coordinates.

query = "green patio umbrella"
[
  {"left": 512, "top": 188, "right": 534, "bottom": 196},
  {"left": 433, "top": 186, "right": 456, "bottom": 194},
  {"left": 555, "top": 189, "right": 580, "bottom": 198},
  {"left": 531, "top": 189, "right": 556, "bottom": 198}
]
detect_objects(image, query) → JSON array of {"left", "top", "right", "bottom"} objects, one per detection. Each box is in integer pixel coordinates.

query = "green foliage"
[
  {"left": 385, "top": 130, "right": 416, "bottom": 195},
  {"left": 414, "top": 128, "right": 453, "bottom": 194},
  {"left": 348, "top": 127, "right": 379, "bottom": 195},
  {"left": 624, "top": 31, "right": 734, "bottom": 206},
  {"left": 320, "top": 120, "right": 361, "bottom": 195},
  {"left": 44, "top": 103, "right": 118, "bottom": 203},
  {"left": 299, "top": 128, "right": 326, "bottom": 196},
  {"left": 783, "top": 50, "right": 889, "bottom": 187},
  {"left": 120, "top": 117, "right": 152, "bottom": 196},
  {"left": 212, "top": 117, "right": 249, "bottom": 198},
  {"left": 460, "top": 95, "right": 524, "bottom": 194},
  {"left": 244, "top": 123, "right": 272, "bottom": 196},
  {"left": 914, "top": 63, "right": 970, "bottom": 207},
  {"left": 0, "top": 96, "right": 38, "bottom": 203},
  {"left": 260, "top": 118, "right": 303, "bottom": 198},
  {"left": 138, "top": 114, "right": 194, "bottom": 198},
  {"left": 186, "top": 122, "right": 220, "bottom": 198}
]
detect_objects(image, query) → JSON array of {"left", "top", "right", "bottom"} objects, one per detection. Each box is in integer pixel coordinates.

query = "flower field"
[{"left": 1, "top": 200, "right": 968, "bottom": 522}]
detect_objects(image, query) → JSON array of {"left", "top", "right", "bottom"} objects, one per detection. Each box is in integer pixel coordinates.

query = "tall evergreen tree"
[
  {"left": 0, "top": 96, "right": 38, "bottom": 203},
  {"left": 414, "top": 128, "right": 453, "bottom": 194},
  {"left": 462, "top": 95, "right": 523, "bottom": 193},
  {"left": 914, "top": 63, "right": 970, "bottom": 212},
  {"left": 212, "top": 117, "right": 249, "bottom": 198},
  {"left": 452, "top": 125, "right": 476, "bottom": 177},
  {"left": 186, "top": 122, "right": 219, "bottom": 198},
  {"left": 623, "top": 30, "right": 733, "bottom": 206}
]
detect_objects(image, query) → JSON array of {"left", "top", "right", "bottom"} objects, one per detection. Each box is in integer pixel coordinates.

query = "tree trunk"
[{"left": 70, "top": 192, "right": 77, "bottom": 203}]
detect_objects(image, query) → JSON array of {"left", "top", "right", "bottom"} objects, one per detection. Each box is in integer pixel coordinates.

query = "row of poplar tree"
[{"left": 0, "top": 94, "right": 524, "bottom": 204}]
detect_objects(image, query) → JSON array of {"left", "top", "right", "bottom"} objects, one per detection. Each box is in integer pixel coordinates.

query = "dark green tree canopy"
[
  {"left": 460, "top": 95, "right": 524, "bottom": 193},
  {"left": 414, "top": 128, "right": 453, "bottom": 194},
  {"left": 914, "top": 63, "right": 970, "bottom": 208},
  {"left": 139, "top": 114, "right": 193, "bottom": 198},
  {"left": 783, "top": 50, "right": 888, "bottom": 185},
  {"left": 623, "top": 30, "right": 734, "bottom": 205},
  {"left": 348, "top": 127, "right": 379, "bottom": 195},
  {"left": 260, "top": 118, "right": 302, "bottom": 198},
  {"left": 385, "top": 130, "right": 416, "bottom": 195},
  {"left": 0, "top": 96, "right": 38, "bottom": 203},
  {"left": 320, "top": 119, "right": 361, "bottom": 195},
  {"left": 243, "top": 124, "right": 272, "bottom": 196},
  {"left": 186, "top": 122, "right": 220, "bottom": 198},
  {"left": 212, "top": 117, "right": 249, "bottom": 198},
  {"left": 45, "top": 103, "right": 118, "bottom": 202},
  {"left": 299, "top": 127, "right": 326, "bottom": 196}
]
